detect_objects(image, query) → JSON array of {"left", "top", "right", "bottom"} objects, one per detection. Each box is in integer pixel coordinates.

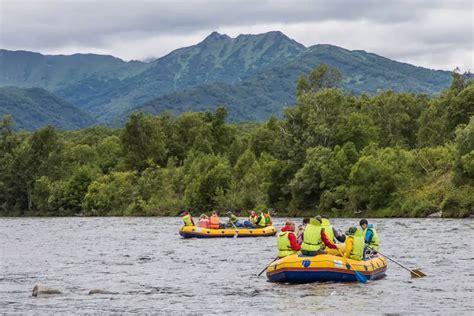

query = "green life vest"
[
  {"left": 320, "top": 218, "right": 335, "bottom": 242},
  {"left": 364, "top": 226, "right": 380, "bottom": 251},
  {"left": 257, "top": 213, "right": 266, "bottom": 227},
  {"left": 229, "top": 214, "right": 239, "bottom": 224},
  {"left": 301, "top": 219, "right": 323, "bottom": 252},
  {"left": 277, "top": 231, "right": 297, "bottom": 258},
  {"left": 350, "top": 229, "right": 365, "bottom": 260},
  {"left": 182, "top": 214, "right": 193, "bottom": 226}
]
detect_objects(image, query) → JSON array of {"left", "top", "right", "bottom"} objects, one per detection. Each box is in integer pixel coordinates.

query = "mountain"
[
  {"left": 124, "top": 44, "right": 452, "bottom": 122},
  {"left": 0, "top": 49, "right": 149, "bottom": 90},
  {"left": 0, "top": 87, "right": 95, "bottom": 130},
  {"left": 57, "top": 31, "right": 306, "bottom": 119},
  {"left": 0, "top": 31, "right": 454, "bottom": 127}
]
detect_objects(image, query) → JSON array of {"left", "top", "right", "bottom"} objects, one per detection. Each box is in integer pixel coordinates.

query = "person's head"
[
  {"left": 200, "top": 214, "right": 206, "bottom": 219},
  {"left": 315, "top": 215, "right": 322, "bottom": 223},
  {"left": 360, "top": 219, "right": 368, "bottom": 229},
  {"left": 346, "top": 227, "right": 357, "bottom": 236},
  {"left": 250, "top": 210, "right": 256, "bottom": 216},
  {"left": 212, "top": 211, "right": 217, "bottom": 216},
  {"left": 285, "top": 220, "right": 295, "bottom": 231},
  {"left": 303, "top": 217, "right": 310, "bottom": 225},
  {"left": 226, "top": 211, "right": 233, "bottom": 216},
  {"left": 181, "top": 211, "right": 189, "bottom": 216}
]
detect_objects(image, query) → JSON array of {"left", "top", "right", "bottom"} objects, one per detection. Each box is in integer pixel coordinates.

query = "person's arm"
[
  {"left": 288, "top": 233, "right": 301, "bottom": 251},
  {"left": 321, "top": 229, "right": 337, "bottom": 249}
]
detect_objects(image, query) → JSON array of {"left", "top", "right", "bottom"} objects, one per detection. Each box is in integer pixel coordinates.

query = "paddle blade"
[
  {"left": 354, "top": 270, "right": 368, "bottom": 283},
  {"left": 411, "top": 269, "right": 426, "bottom": 278}
]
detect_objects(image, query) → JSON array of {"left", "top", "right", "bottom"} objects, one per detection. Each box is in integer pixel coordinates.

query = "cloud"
[{"left": 0, "top": 0, "right": 472, "bottom": 70}]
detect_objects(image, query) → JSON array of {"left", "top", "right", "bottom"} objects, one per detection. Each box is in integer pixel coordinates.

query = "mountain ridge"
[{"left": 0, "top": 31, "right": 454, "bottom": 127}]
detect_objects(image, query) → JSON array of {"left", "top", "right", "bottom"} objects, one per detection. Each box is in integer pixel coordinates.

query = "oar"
[
  {"left": 369, "top": 247, "right": 426, "bottom": 278},
  {"left": 338, "top": 248, "right": 367, "bottom": 283},
  {"left": 257, "top": 257, "right": 279, "bottom": 276},
  {"left": 231, "top": 222, "right": 239, "bottom": 239}
]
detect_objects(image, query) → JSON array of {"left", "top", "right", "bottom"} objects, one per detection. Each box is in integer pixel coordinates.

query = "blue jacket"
[{"left": 365, "top": 224, "right": 374, "bottom": 244}]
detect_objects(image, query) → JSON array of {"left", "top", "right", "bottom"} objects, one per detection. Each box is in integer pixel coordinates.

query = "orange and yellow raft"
[{"left": 179, "top": 225, "right": 277, "bottom": 238}]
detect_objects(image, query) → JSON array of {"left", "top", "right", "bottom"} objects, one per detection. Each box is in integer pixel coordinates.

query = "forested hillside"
[
  {"left": 0, "top": 87, "right": 95, "bottom": 130},
  {"left": 1, "top": 65, "right": 472, "bottom": 217},
  {"left": 0, "top": 32, "right": 453, "bottom": 126}
]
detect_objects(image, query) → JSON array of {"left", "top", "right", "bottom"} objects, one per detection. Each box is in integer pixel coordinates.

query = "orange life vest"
[{"left": 209, "top": 215, "right": 220, "bottom": 229}]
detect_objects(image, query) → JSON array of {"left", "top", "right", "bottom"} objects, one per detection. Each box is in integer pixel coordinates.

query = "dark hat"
[
  {"left": 346, "top": 227, "right": 357, "bottom": 235},
  {"left": 359, "top": 219, "right": 368, "bottom": 226}
]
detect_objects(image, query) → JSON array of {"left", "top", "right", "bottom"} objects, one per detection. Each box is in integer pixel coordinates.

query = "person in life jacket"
[
  {"left": 301, "top": 216, "right": 338, "bottom": 256},
  {"left": 198, "top": 214, "right": 210, "bottom": 228},
  {"left": 321, "top": 216, "right": 346, "bottom": 243},
  {"left": 297, "top": 217, "right": 310, "bottom": 245},
  {"left": 256, "top": 212, "right": 267, "bottom": 228},
  {"left": 181, "top": 211, "right": 195, "bottom": 227},
  {"left": 209, "top": 211, "right": 220, "bottom": 229},
  {"left": 243, "top": 210, "right": 259, "bottom": 228},
  {"left": 334, "top": 227, "right": 365, "bottom": 260},
  {"left": 277, "top": 220, "right": 301, "bottom": 258},
  {"left": 264, "top": 210, "right": 273, "bottom": 226},
  {"left": 226, "top": 211, "right": 243, "bottom": 228},
  {"left": 359, "top": 219, "right": 380, "bottom": 252}
]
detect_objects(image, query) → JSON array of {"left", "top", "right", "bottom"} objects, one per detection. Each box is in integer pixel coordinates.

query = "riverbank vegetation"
[{"left": 1, "top": 65, "right": 472, "bottom": 217}]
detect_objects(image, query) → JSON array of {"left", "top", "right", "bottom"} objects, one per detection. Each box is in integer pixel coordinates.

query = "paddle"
[
  {"left": 338, "top": 248, "right": 367, "bottom": 283},
  {"left": 370, "top": 247, "right": 426, "bottom": 278},
  {"left": 257, "top": 257, "right": 279, "bottom": 276},
  {"left": 231, "top": 222, "right": 239, "bottom": 239}
]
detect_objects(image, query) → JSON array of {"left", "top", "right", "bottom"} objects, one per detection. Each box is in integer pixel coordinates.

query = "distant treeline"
[{"left": 1, "top": 65, "right": 473, "bottom": 217}]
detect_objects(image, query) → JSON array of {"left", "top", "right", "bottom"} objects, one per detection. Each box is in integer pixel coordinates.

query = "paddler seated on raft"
[
  {"left": 360, "top": 219, "right": 380, "bottom": 254},
  {"left": 277, "top": 220, "right": 301, "bottom": 258},
  {"left": 181, "top": 211, "right": 195, "bottom": 227},
  {"left": 243, "top": 210, "right": 259, "bottom": 228},
  {"left": 255, "top": 210, "right": 273, "bottom": 228},
  {"left": 297, "top": 217, "right": 310, "bottom": 245},
  {"left": 226, "top": 211, "right": 244, "bottom": 228},
  {"left": 265, "top": 209, "right": 274, "bottom": 226},
  {"left": 326, "top": 227, "right": 365, "bottom": 260},
  {"left": 320, "top": 215, "right": 346, "bottom": 243},
  {"left": 198, "top": 214, "right": 210, "bottom": 228},
  {"left": 300, "top": 215, "right": 338, "bottom": 256},
  {"left": 209, "top": 211, "right": 221, "bottom": 229}
]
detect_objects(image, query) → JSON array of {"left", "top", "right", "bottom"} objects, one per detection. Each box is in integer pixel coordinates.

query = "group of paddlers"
[
  {"left": 277, "top": 216, "right": 380, "bottom": 260},
  {"left": 181, "top": 210, "right": 273, "bottom": 229}
]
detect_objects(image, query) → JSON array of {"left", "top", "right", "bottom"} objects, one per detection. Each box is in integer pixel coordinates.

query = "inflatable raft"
[
  {"left": 266, "top": 253, "right": 387, "bottom": 283},
  {"left": 179, "top": 225, "right": 277, "bottom": 238}
]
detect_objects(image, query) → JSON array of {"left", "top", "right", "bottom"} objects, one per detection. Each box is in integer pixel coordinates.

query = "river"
[{"left": 0, "top": 217, "right": 473, "bottom": 314}]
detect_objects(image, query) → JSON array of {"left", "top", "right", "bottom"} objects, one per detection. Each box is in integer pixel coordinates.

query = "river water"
[{"left": 0, "top": 217, "right": 473, "bottom": 314}]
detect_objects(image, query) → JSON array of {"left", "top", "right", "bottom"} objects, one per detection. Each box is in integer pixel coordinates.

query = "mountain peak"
[{"left": 202, "top": 31, "right": 231, "bottom": 42}]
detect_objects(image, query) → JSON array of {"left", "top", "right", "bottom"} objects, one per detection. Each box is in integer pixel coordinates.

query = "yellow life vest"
[
  {"left": 277, "top": 231, "right": 297, "bottom": 258},
  {"left": 350, "top": 229, "right": 365, "bottom": 260},
  {"left": 364, "top": 226, "right": 380, "bottom": 251},
  {"left": 320, "top": 218, "right": 335, "bottom": 242},
  {"left": 257, "top": 213, "right": 266, "bottom": 227},
  {"left": 301, "top": 219, "right": 323, "bottom": 252},
  {"left": 182, "top": 214, "right": 193, "bottom": 226}
]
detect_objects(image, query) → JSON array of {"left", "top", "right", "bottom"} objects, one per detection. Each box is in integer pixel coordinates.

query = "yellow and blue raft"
[
  {"left": 266, "top": 253, "right": 387, "bottom": 283},
  {"left": 179, "top": 225, "right": 277, "bottom": 238}
]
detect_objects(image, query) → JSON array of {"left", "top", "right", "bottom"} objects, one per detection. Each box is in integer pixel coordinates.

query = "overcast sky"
[{"left": 1, "top": 0, "right": 472, "bottom": 71}]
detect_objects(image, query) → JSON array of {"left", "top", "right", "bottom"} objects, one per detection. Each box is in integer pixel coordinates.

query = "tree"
[
  {"left": 297, "top": 64, "right": 342, "bottom": 95},
  {"left": 121, "top": 112, "right": 167, "bottom": 171}
]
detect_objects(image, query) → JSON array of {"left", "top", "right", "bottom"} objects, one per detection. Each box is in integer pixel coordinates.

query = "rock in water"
[
  {"left": 88, "top": 289, "right": 118, "bottom": 295},
  {"left": 32, "top": 284, "right": 62, "bottom": 297},
  {"left": 427, "top": 211, "right": 442, "bottom": 218}
]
